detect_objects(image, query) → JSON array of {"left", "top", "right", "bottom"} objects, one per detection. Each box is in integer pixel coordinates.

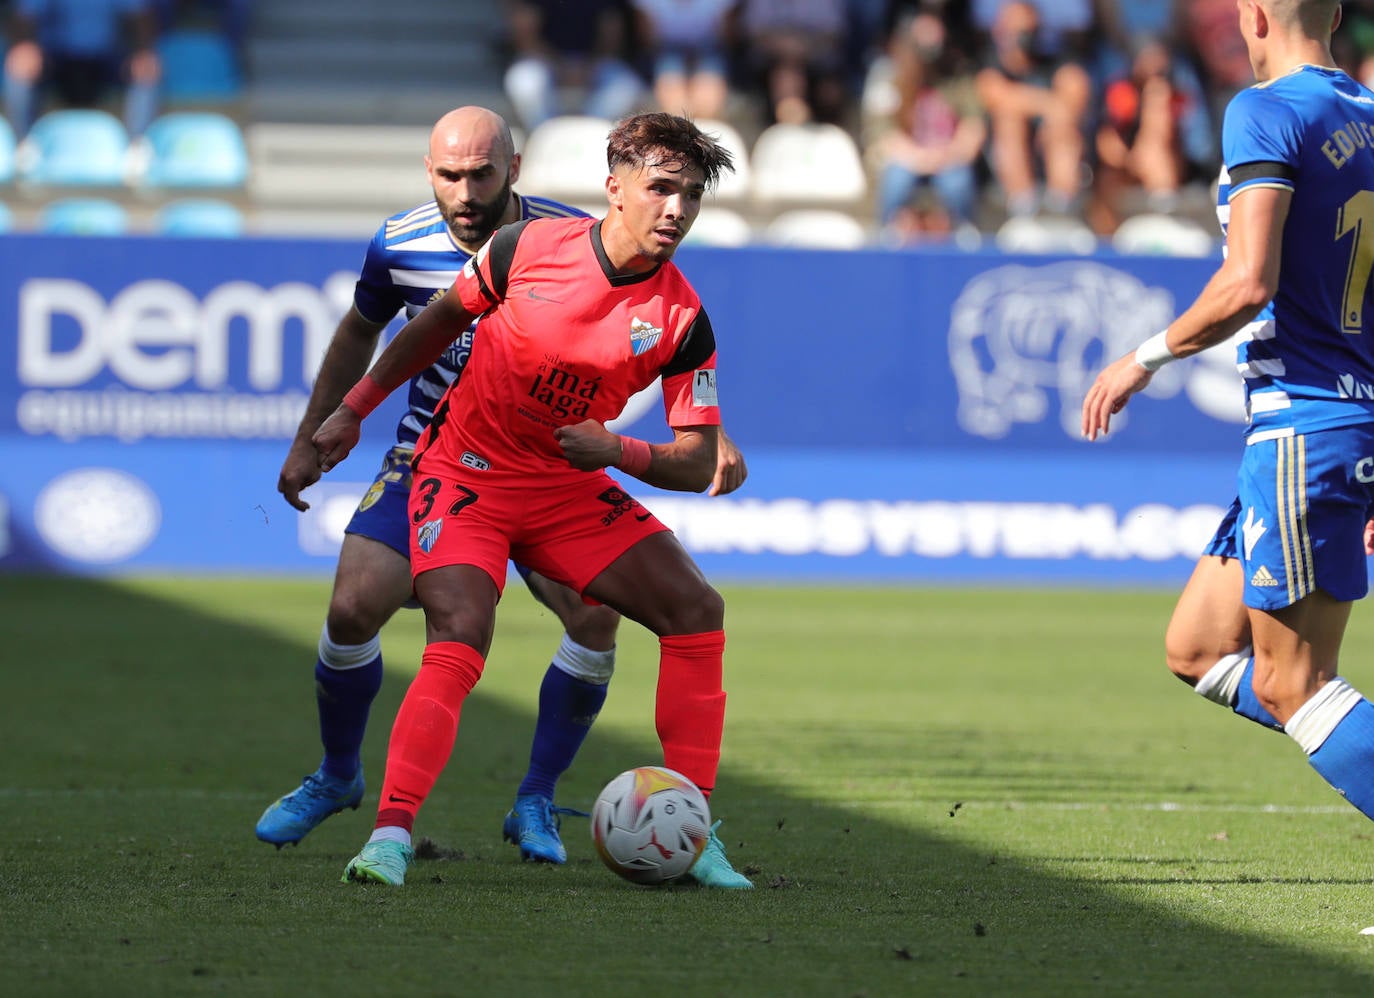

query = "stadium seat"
[
  {"left": 763, "top": 208, "right": 868, "bottom": 249},
  {"left": 154, "top": 198, "right": 246, "bottom": 237},
  {"left": 0, "top": 116, "right": 15, "bottom": 184},
  {"left": 38, "top": 198, "right": 130, "bottom": 235},
  {"left": 685, "top": 207, "right": 753, "bottom": 247},
  {"left": 516, "top": 115, "right": 615, "bottom": 203},
  {"left": 157, "top": 30, "right": 243, "bottom": 102},
  {"left": 132, "top": 112, "right": 249, "bottom": 189},
  {"left": 15, "top": 109, "right": 131, "bottom": 187},
  {"left": 693, "top": 118, "right": 751, "bottom": 202},
  {"left": 1112, "top": 212, "right": 1218, "bottom": 257},
  {"left": 749, "top": 123, "right": 867, "bottom": 205},
  {"left": 994, "top": 215, "right": 1098, "bottom": 255}
]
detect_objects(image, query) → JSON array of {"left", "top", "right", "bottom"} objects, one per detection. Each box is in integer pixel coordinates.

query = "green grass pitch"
[{"left": 5, "top": 574, "right": 1374, "bottom": 996}]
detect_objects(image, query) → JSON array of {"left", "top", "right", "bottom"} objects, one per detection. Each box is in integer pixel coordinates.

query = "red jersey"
[{"left": 416, "top": 215, "right": 720, "bottom": 480}]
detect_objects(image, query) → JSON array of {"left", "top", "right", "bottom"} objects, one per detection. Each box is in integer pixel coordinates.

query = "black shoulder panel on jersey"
[
  {"left": 486, "top": 218, "right": 534, "bottom": 301},
  {"left": 1228, "top": 160, "right": 1296, "bottom": 185},
  {"left": 661, "top": 308, "right": 717, "bottom": 377}
]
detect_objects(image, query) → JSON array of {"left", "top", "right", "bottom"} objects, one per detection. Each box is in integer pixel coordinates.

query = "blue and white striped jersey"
[
  {"left": 353, "top": 193, "right": 588, "bottom": 447},
  {"left": 1215, "top": 65, "right": 1374, "bottom": 444}
]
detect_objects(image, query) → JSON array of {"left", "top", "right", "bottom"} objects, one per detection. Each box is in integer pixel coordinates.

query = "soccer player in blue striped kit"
[
  {"left": 1083, "top": 1, "right": 1374, "bottom": 828},
  {"left": 254, "top": 105, "right": 747, "bottom": 862}
]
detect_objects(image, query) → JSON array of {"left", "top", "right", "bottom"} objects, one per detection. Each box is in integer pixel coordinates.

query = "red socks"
[
  {"left": 373, "top": 631, "right": 726, "bottom": 829},
  {"left": 656, "top": 630, "right": 727, "bottom": 798},
  {"left": 375, "top": 641, "right": 485, "bottom": 832}
]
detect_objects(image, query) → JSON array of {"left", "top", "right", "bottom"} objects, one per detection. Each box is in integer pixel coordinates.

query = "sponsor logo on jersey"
[
  {"left": 417, "top": 517, "right": 443, "bottom": 553},
  {"left": 1250, "top": 565, "right": 1280, "bottom": 587},
  {"left": 629, "top": 316, "right": 662, "bottom": 356},
  {"left": 597, "top": 486, "right": 647, "bottom": 527},
  {"left": 528, "top": 359, "right": 602, "bottom": 419},
  {"left": 460, "top": 451, "right": 490, "bottom": 471}
]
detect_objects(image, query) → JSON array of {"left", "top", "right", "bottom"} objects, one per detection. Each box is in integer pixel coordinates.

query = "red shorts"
[{"left": 407, "top": 467, "right": 670, "bottom": 597}]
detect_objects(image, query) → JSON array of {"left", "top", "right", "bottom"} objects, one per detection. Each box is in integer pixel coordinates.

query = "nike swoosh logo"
[
  {"left": 388, "top": 793, "right": 416, "bottom": 804},
  {"left": 635, "top": 511, "right": 652, "bottom": 522},
  {"left": 527, "top": 288, "right": 561, "bottom": 303}
]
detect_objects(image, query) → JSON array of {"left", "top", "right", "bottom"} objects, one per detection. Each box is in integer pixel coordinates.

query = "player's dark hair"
[{"left": 606, "top": 113, "right": 735, "bottom": 192}]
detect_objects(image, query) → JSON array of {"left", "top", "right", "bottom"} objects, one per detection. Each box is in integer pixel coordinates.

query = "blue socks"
[
  {"left": 315, "top": 655, "right": 384, "bottom": 781},
  {"left": 1200, "top": 656, "right": 1374, "bottom": 819},
  {"left": 1287, "top": 680, "right": 1374, "bottom": 819},
  {"left": 517, "top": 662, "right": 609, "bottom": 800},
  {"left": 1194, "top": 651, "right": 1282, "bottom": 731},
  {"left": 1232, "top": 660, "right": 1282, "bottom": 730}
]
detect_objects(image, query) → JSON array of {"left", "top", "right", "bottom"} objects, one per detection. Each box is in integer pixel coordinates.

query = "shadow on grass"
[{"left": 2, "top": 574, "right": 1373, "bottom": 996}]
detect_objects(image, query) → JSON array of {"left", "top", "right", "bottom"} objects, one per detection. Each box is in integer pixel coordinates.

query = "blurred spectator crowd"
[
  {"left": 6, "top": 0, "right": 1374, "bottom": 247},
  {"left": 494, "top": 0, "right": 1374, "bottom": 247}
]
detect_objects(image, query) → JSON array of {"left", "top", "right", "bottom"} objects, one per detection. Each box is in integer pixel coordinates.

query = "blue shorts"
[
  {"left": 1203, "top": 427, "right": 1374, "bottom": 610},
  {"left": 344, "top": 445, "right": 416, "bottom": 558}
]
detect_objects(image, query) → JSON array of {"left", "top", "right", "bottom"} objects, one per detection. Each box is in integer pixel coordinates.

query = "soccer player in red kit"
[{"left": 311, "top": 111, "right": 752, "bottom": 889}]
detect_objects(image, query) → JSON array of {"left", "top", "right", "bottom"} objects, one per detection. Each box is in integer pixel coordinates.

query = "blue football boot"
[
  {"left": 502, "top": 794, "right": 587, "bottom": 864},
  {"left": 255, "top": 767, "right": 365, "bottom": 847}
]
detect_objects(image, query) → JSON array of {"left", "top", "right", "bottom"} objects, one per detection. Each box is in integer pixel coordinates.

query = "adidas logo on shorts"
[{"left": 1250, "top": 565, "right": 1280, "bottom": 587}]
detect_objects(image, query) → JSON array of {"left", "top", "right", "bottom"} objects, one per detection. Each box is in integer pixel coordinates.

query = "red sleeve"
[{"left": 662, "top": 353, "right": 720, "bottom": 427}]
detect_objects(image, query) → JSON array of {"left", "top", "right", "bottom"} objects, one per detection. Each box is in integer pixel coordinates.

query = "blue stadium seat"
[
  {"left": 157, "top": 30, "right": 243, "bottom": 102},
  {"left": 133, "top": 112, "right": 248, "bottom": 189},
  {"left": 154, "top": 198, "right": 245, "bottom": 237},
  {"left": 15, "top": 110, "right": 131, "bottom": 187},
  {"left": 38, "top": 198, "right": 130, "bottom": 236},
  {"left": 0, "top": 116, "right": 15, "bottom": 184}
]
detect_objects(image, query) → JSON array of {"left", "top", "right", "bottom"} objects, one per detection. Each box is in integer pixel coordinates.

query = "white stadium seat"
[
  {"left": 1112, "top": 212, "right": 1218, "bottom": 257},
  {"left": 763, "top": 208, "right": 868, "bottom": 249},
  {"left": 749, "top": 123, "right": 867, "bottom": 205},
  {"left": 693, "top": 118, "right": 751, "bottom": 202},
  {"left": 516, "top": 115, "right": 616, "bottom": 204},
  {"left": 995, "top": 215, "right": 1098, "bottom": 255},
  {"left": 686, "top": 207, "right": 753, "bottom": 247}
]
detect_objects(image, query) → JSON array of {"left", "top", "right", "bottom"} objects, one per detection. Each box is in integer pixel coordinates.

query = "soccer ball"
[{"left": 591, "top": 766, "right": 711, "bottom": 885}]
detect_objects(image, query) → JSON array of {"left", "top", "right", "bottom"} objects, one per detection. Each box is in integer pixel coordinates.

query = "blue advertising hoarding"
[{"left": 0, "top": 233, "right": 1249, "bottom": 584}]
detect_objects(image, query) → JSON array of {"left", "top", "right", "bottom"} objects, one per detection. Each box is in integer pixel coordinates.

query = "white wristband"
[{"left": 1134, "top": 330, "right": 1175, "bottom": 372}]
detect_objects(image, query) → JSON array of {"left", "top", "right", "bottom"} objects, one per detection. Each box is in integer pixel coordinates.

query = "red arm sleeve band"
[
  {"left": 615, "top": 435, "right": 652, "bottom": 477},
  {"left": 342, "top": 374, "right": 388, "bottom": 419}
]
